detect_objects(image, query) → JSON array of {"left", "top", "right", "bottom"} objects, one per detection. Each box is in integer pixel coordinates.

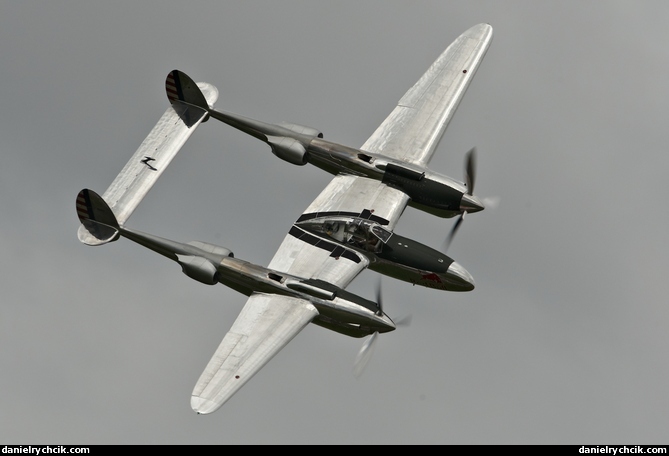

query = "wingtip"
[
  {"left": 191, "top": 395, "right": 221, "bottom": 415},
  {"left": 465, "top": 23, "right": 493, "bottom": 37}
]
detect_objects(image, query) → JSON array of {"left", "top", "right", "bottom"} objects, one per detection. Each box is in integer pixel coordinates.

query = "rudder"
[
  {"left": 76, "top": 189, "right": 120, "bottom": 245},
  {"left": 166, "top": 70, "right": 211, "bottom": 111}
]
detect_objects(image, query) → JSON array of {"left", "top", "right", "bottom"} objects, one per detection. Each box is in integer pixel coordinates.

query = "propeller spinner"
[{"left": 445, "top": 148, "right": 487, "bottom": 251}]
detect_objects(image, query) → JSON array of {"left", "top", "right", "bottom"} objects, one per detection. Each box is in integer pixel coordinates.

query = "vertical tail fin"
[
  {"left": 76, "top": 189, "right": 120, "bottom": 245},
  {"left": 166, "top": 70, "right": 214, "bottom": 111}
]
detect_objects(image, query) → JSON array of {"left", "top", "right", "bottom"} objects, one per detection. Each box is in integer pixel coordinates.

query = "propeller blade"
[
  {"left": 483, "top": 196, "right": 501, "bottom": 210},
  {"left": 353, "top": 331, "right": 379, "bottom": 378},
  {"left": 465, "top": 147, "right": 477, "bottom": 195},
  {"left": 353, "top": 279, "right": 411, "bottom": 378},
  {"left": 395, "top": 314, "right": 412, "bottom": 327},
  {"left": 374, "top": 278, "right": 410, "bottom": 324},
  {"left": 376, "top": 278, "right": 383, "bottom": 314},
  {"left": 444, "top": 212, "right": 466, "bottom": 252}
]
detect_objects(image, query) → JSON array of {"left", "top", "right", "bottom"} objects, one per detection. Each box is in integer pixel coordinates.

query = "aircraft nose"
[
  {"left": 460, "top": 193, "right": 484, "bottom": 213},
  {"left": 446, "top": 261, "right": 476, "bottom": 291}
]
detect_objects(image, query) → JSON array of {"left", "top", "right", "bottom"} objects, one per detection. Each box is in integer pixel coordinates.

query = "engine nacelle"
[
  {"left": 186, "top": 241, "right": 233, "bottom": 258},
  {"left": 382, "top": 163, "right": 467, "bottom": 218},
  {"left": 266, "top": 135, "right": 308, "bottom": 166},
  {"left": 277, "top": 122, "right": 323, "bottom": 139},
  {"left": 177, "top": 255, "right": 220, "bottom": 285}
]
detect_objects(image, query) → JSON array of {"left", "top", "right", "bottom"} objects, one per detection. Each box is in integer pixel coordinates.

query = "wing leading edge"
[
  {"left": 361, "top": 23, "right": 493, "bottom": 166},
  {"left": 191, "top": 293, "right": 319, "bottom": 414}
]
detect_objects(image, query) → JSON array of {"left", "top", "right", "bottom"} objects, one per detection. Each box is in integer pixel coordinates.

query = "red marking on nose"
[{"left": 421, "top": 273, "right": 442, "bottom": 283}]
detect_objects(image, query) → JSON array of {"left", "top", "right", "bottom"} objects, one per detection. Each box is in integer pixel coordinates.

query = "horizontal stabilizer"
[
  {"left": 77, "top": 73, "right": 219, "bottom": 246},
  {"left": 76, "top": 189, "right": 120, "bottom": 245}
]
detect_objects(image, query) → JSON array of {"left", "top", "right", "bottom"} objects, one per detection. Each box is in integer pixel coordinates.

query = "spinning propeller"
[
  {"left": 353, "top": 280, "right": 411, "bottom": 378},
  {"left": 444, "top": 148, "right": 498, "bottom": 252}
]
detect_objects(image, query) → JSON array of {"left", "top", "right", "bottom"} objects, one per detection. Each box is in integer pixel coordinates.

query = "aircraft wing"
[
  {"left": 192, "top": 175, "right": 407, "bottom": 413},
  {"left": 267, "top": 174, "right": 410, "bottom": 288},
  {"left": 360, "top": 23, "right": 493, "bottom": 166},
  {"left": 191, "top": 293, "right": 319, "bottom": 414},
  {"left": 189, "top": 24, "right": 492, "bottom": 411},
  {"left": 77, "top": 72, "right": 219, "bottom": 245}
]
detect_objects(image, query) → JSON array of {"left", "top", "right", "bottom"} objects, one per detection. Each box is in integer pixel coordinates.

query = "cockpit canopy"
[{"left": 299, "top": 217, "right": 393, "bottom": 253}]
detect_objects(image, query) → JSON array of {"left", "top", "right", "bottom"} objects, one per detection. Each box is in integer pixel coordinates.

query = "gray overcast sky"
[{"left": 2, "top": 0, "right": 668, "bottom": 445}]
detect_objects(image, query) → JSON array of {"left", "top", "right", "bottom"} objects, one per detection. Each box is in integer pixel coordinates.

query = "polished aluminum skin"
[
  {"left": 199, "top": 24, "right": 492, "bottom": 219},
  {"left": 76, "top": 24, "right": 493, "bottom": 414},
  {"left": 78, "top": 76, "right": 218, "bottom": 245}
]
